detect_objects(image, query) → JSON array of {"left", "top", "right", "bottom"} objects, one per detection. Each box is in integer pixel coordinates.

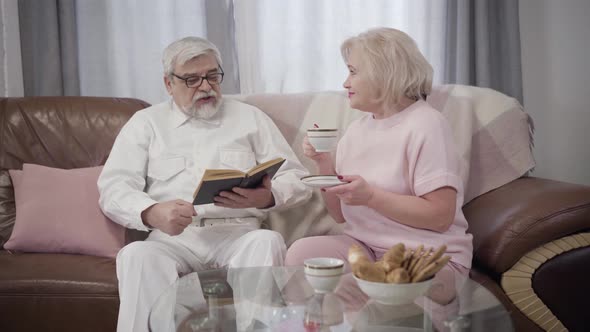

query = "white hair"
[
  {"left": 341, "top": 27, "right": 433, "bottom": 107},
  {"left": 162, "top": 37, "right": 222, "bottom": 76}
]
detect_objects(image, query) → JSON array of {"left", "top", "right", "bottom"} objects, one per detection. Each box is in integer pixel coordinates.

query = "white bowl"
[
  {"left": 353, "top": 275, "right": 433, "bottom": 305},
  {"left": 307, "top": 129, "right": 338, "bottom": 152},
  {"left": 304, "top": 257, "right": 344, "bottom": 293}
]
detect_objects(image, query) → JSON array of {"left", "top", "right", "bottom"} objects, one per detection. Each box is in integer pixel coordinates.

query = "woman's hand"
[
  {"left": 302, "top": 136, "right": 332, "bottom": 164},
  {"left": 324, "top": 175, "right": 375, "bottom": 206}
]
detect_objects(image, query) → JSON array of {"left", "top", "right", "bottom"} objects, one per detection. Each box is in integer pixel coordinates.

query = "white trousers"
[{"left": 115, "top": 223, "right": 286, "bottom": 332}]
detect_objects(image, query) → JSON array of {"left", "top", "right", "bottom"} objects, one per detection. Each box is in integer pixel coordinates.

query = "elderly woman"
[{"left": 286, "top": 27, "right": 473, "bottom": 304}]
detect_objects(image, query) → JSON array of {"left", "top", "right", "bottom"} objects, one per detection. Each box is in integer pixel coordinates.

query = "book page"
[
  {"left": 202, "top": 169, "right": 245, "bottom": 180},
  {"left": 240, "top": 158, "right": 285, "bottom": 188},
  {"left": 246, "top": 157, "right": 285, "bottom": 177}
]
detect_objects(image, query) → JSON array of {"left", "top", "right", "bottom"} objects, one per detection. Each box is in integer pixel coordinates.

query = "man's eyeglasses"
[{"left": 171, "top": 67, "right": 224, "bottom": 88}]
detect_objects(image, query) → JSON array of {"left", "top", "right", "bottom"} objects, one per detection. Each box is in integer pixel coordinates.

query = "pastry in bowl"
[{"left": 349, "top": 243, "right": 450, "bottom": 304}]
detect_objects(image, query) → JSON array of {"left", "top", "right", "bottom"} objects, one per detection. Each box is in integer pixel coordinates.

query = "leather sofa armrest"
[{"left": 463, "top": 177, "right": 590, "bottom": 276}]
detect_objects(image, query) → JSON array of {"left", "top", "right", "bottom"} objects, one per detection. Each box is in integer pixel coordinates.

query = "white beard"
[{"left": 180, "top": 91, "right": 221, "bottom": 119}]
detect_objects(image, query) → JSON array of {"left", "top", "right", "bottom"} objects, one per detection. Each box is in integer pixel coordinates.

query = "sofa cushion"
[
  {"left": 0, "top": 250, "right": 119, "bottom": 332},
  {"left": 0, "top": 250, "right": 118, "bottom": 295},
  {"left": 0, "top": 96, "right": 150, "bottom": 248},
  {"left": 4, "top": 164, "right": 125, "bottom": 258}
]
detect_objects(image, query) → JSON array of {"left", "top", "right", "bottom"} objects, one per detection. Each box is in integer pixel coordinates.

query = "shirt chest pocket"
[
  {"left": 148, "top": 156, "right": 186, "bottom": 181},
  {"left": 219, "top": 149, "right": 256, "bottom": 172}
]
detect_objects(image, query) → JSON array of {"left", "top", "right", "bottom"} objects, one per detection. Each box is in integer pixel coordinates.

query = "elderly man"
[{"left": 98, "top": 36, "right": 311, "bottom": 332}]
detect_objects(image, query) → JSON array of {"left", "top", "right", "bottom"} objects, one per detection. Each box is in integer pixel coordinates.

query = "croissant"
[
  {"left": 348, "top": 244, "right": 386, "bottom": 282},
  {"left": 386, "top": 267, "right": 410, "bottom": 283},
  {"left": 382, "top": 243, "right": 405, "bottom": 272}
]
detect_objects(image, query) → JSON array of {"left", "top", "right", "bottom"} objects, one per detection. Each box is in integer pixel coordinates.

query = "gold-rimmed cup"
[
  {"left": 307, "top": 128, "right": 338, "bottom": 152},
  {"left": 304, "top": 257, "right": 345, "bottom": 293}
]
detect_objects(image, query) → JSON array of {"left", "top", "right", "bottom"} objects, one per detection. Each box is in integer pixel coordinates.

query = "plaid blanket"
[
  {"left": 428, "top": 84, "right": 535, "bottom": 203},
  {"left": 236, "top": 84, "right": 535, "bottom": 244}
]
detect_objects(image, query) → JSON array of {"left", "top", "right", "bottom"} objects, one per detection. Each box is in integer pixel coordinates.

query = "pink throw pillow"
[{"left": 5, "top": 164, "right": 125, "bottom": 258}]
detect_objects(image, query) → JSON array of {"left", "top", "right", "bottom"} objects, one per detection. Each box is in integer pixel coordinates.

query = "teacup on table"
[
  {"left": 307, "top": 128, "right": 338, "bottom": 152},
  {"left": 304, "top": 257, "right": 344, "bottom": 293}
]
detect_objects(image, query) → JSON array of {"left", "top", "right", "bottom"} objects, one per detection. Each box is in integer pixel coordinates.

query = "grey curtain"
[
  {"left": 17, "top": 0, "right": 521, "bottom": 100},
  {"left": 18, "top": 0, "right": 238, "bottom": 98},
  {"left": 18, "top": 0, "right": 80, "bottom": 96},
  {"left": 205, "top": 0, "right": 240, "bottom": 94},
  {"left": 444, "top": 0, "right": 522, "bottom": 102}
]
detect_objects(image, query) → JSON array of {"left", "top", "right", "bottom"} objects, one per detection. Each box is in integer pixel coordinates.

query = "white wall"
[{"left": 519, "top": 0, "right": 590, "bottom": 186}]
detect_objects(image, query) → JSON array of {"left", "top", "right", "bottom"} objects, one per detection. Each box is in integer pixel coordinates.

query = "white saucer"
[{"left": 300, "top": 175, "right": 347, "bottom": 188}]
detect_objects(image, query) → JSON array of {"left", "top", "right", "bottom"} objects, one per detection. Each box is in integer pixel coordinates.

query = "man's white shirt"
[{"left": 98, "top": 98, "right": 311, "bottom": 231}]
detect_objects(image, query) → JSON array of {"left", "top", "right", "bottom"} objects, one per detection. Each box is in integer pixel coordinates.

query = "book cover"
[{"left": 192, "top": 157, "right": 286, "bottom": 205}]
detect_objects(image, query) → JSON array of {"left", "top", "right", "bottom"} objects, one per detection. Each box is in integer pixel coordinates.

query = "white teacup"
[
  {"left": 304, "top": 257, "right": 344, "bottom": 293},
  {"left": 307, "top": 128, "right": 338, "bottom": 152}
]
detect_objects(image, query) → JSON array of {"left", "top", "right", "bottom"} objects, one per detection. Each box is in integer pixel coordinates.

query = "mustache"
[{"left": 192, "top": 90, "right": 218, "bottom": 103}]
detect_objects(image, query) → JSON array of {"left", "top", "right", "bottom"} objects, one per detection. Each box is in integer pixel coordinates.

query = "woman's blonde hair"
[{"left": 341, "top": 27, "right": 433, "bottom": 108}]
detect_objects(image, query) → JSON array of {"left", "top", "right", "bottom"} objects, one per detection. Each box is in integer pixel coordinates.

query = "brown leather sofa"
[
  {"left": 0, "top": 97, "right": 149, "bottom": 332},
  {"left": 1, "top": 96, "right": 589, "bottom": 332}
]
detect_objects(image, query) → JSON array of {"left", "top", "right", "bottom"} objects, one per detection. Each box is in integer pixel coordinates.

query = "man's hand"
[
  {"left": 214, "top": 175, "right": 275, "bottom": 209},
  {"left": 324, "top": 175, "right": 374, "bottom": 206},
  {"left": 142, "top": 199, "right": 196, "bottom": 236}
]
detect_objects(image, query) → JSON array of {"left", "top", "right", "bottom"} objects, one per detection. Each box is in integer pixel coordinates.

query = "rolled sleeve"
[{"left": 414, "top": 172, "right": 463, "bottom": 197}]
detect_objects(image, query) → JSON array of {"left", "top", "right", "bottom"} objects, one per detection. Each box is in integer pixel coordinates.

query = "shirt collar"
[
  {"left": 169, "top": 100, "right": 191, "bottom": 128},
  {"left": 169, "top": 99, "right": 223, "bottom": 128}
]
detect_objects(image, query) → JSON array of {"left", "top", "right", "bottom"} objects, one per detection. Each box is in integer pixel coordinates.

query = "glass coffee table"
[{"left": 149, "top": 266, "right": 512, "bottom": 331}]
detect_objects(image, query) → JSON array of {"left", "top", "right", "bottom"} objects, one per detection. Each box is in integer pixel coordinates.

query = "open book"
[{"left": 192, "top": 157, "right": 286, "bottom": 205}]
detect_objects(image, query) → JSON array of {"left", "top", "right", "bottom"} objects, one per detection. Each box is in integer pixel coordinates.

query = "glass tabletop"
[{"left": 149, "top": 266, "right": 513, "bottom": 332}]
